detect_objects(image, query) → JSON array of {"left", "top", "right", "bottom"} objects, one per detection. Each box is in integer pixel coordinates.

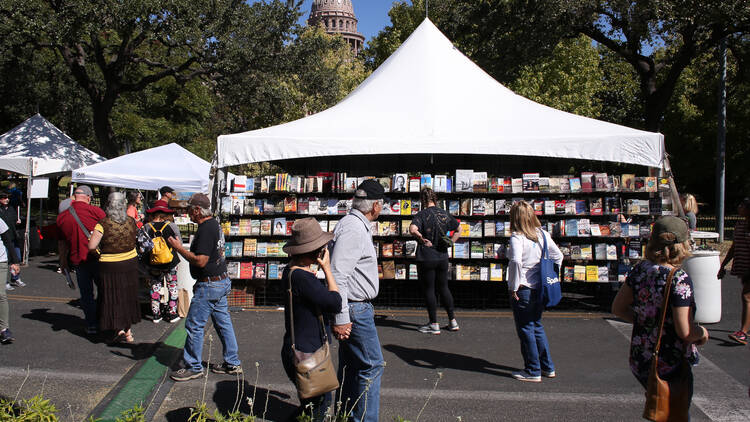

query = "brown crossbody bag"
[
  {"left": 643, "top": 266, "right": 690, "bottom": 422},
  {"left": 287, "top": 268, "right": 339, "bottom": 399}
]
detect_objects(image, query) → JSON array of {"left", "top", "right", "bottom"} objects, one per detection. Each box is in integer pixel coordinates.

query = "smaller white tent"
[
  {"left": 0, "top": 114, "right": 105, "bottom": 176},
  {"left": 72, "top": 143, "right": 210, "bottom": 192}
]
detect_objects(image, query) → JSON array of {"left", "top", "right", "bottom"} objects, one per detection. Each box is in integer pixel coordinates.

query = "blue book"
[
  {"left": 565, "top": 219, "right": 578, "bottom": 237},
  {"left": 495, "top": 221, "right": 505, "bottom": 236},
  {"left": 448, "top": 200, "right": 460, "bottom": 215},
  {"left": 420, "top": 174, "right": 433, "bottom": 189},
  {"left": 247, "top": 177, "right": 255, "bottom": 193},
  {"left": 446, "top": 177, "right": 453, "bottom": 193}
]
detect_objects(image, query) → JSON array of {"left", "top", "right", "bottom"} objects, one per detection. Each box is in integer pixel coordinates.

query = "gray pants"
[{"left": 0, "top": 262, "right": 8, "bottom": 331}]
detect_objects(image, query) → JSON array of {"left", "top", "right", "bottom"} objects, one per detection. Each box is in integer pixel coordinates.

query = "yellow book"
[
  {"left": 586, "top": 265, "right": 599, "bottom": 282},
  {"left": 458, "top": 221, "right": 471, "bottom": 238},
  {"left": 400, "top": 199, "right": 412, "bottom": 215},
  {"left": 490, "top": 263, "right": 503, "bottom": 281}
]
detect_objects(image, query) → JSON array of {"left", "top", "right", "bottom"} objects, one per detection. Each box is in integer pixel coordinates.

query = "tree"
[{"left": 0, "top": 0, "right": 301, "bottom": 157}]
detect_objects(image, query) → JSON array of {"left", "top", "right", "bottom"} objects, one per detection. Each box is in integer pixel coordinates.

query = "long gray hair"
[{"left": 105, "top": 192, "right": 128, "bottom": 223}]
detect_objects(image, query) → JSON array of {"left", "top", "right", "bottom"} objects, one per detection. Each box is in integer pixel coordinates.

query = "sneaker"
[
  {"left": 5, "top": 283, "right": 14, "bottom": 291},
  {"left": 418, "top": 324, "right": 441, "bottom": 335},
  {"left": 542, "top": 370, "right": 556, "bottom": 378},
  {"left": 0, "top": 329, "right": 14, "bottom": 344},
  {"left": 167, "top": 316, "right": 181, "bottom": 323},
  {"left": 11, "top": 279, "right": 25, "bottom": 287},
  {"left": 211, "top": 362, "right": 243, "bottom": 375},
  {"left": 152, "top": 317, "right": 162, "bottom": 324},
  {"left": 512, "top": 370, "right": 542, "bottom": 382},
  {"left": 171, "top": 368, "right": 204, "bottom": 382},
  {"left": 729, "top": 330, "right": 748, "bottom": 345},
  {"left": 448, "top": 319, "right": 460, "bottom": 332}
]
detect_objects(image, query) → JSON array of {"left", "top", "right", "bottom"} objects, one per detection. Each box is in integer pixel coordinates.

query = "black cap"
[
  {"left": 159, "top": 186, "right": 175, "bottom": 196},
  {"left": 0, "top": 190, "right": 8, "bottom": 198},
  {"left": 355, "top": 179, "right": 385, "bottom": 200},
  {"left": 651, "top": 216, "right": 689, "bottom": 247}
]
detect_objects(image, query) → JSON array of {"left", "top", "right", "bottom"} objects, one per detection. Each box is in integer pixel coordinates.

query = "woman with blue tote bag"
[{"left": 507, "top": 201, "right": 564, "bottom": 382}]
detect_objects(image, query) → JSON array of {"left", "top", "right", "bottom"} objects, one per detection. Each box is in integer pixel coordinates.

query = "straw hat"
[{"left": 282, "top": 217, "right": 333, "bottom": 256}]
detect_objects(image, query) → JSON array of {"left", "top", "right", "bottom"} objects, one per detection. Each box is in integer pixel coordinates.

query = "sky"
[{"left": 296, "top": 1, "right": 409, "bottom": 43}]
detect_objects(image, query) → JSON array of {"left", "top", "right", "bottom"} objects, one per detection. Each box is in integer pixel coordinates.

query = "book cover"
[
  {"left": 459, "top": 198, "right": 472, "bottom": 216},
  {"left": 483, "top": 220, "right": 496, "bottom": 237},
  {"left": 412, "top": 200, "right": 421, "bottom": 214},
  {"left": 566, "top": 219, "right": 579, "bottom": 237},
  {"left": 494, "top": 221, "right": 505, "bottom": 237},
  {"left": 494, "top": 243, "right": 506, "bottom": 259},
  {"left": 480, "top": 266, "right": 490, "bottom": 281},
  {"left": 243, "top": 238, "right": 257, "bottom": 257},
  {"left": 448, "top": 200, "right": 460, "bottom": 215},
  {"left": 563, "top": 267, "right": 574, "bottom": 282},
  {"left": 469, "top": 221, "right": 483, "bottom": 238},
  {"left": 544, "top": 200, "right": 556, "bottom": 215},
  {"left": 578, "top": 218, "right": 591, "bottom": 236},
  {"left": 400, "top": 199, "right": 412, "bottom": 215},
  {"left": 559, "top": 176, "right": 571, "bottom": 193},
  {"left": 549, "top": 177, "right": 561, "bottom": 193},
  {"left": 511, "top": 178, "right": 523, "bottom": 193},
  {"left": 589, "top": 198, "right": 603, "bottom": 215},
  {"left": 392, "top": 174, "right": 408, "bottom": 192},
  {"left": 453, "top": 240, "right": 469, "bottom": 259},
  {"left": 590, "top": 224, "right": 601, "bottom": 236},
  {"left": 472, "top": 172, "right": 489, "bottom": 192},
  {"left": 404, "top": 240, "right": 417, "bottom": 257},
  {"left": 586, "top": 265, "right": 599, "bottom": 282},
  {"left": 598, "top": 266, "right": 609, "bottom": 282},
  {"left": 231, "top": 197, "right": 244, "bottom": 215},
  {"left": 609, "top": 222, "right": 622, "bottom": 237},
  {"left": 401, "top": 219, "right": 412, "bottom": 235},
  {"left": 285, "top": 220, "right": 294, "bottom": 236},
  {"left": 470, "top": 241, "right": 484, "bottom": 259},
  {"left": 594, "top": 173, "right": 609, "bottom": 192},
  {"left": 259, "top": 219, "right": 272, "bottom": 236},
  {"left": 594, "top": 243, "right": 607, "bottom": 260},
  {"left": 634, "top": 177, "right": 646, "bottom": 192},
  {"left": 392, "top": 239, "right": 404, "bottom": 257},
  {"left": 377, "top": 177, "right": 391, "bottom": 193},
  {"left": 268, "top": 262, "right": 279, "bottom": 280},
  {"left": 254, "top": 263, "right": 266, "bottom": 280},
  {"left": 495, "top": 199, "right": 507, "bottom": 215},
  {"left": 395, "top": 264, "right": 406, "bottom": 280},
  {"left": 570, "top": 244, "right": 582, "bottom": 260},
  {"left": 433, "top": 175, "right": 448, "bottom": 193},
  {"left": 420, "top": 174, "right": 433, "bottom": 189},
  {"left": 598, "top": 224, "right": 610, "bottom": 237},
  {"left": 574, "top": 265, "right": 586, "bottom": 281},
  {"left": 606, "top": 244, "right": 618, "bottom": 260},
  {"left": 483, "top": 242, "right": 495, "bottom": 259},
  {"left": 446, "top": 177, "right": 453, "bottom": 193},
  {"left": 381, "top": 243, "right": 394, "bottom": 258},
  {"left": 580, "top": 172, "right": 594, "bottom": 192},
  {"left": 522, "top": 172, "right": 540, "bottom": 192},
  {"left": 377, "top": 264, "right": 383, "bottom": 279},
  {"left": 628, "top": 239, "right": 642, "bottom": 258},
  {"left": 471, "top": 198, "right": 485, "bottom": 216},
  {"left": 408, "top": 177, "right": 421, "bottom": 193},
  {"left": 458, "top": 222, "right": 471, "bottom": 238},
  {"left": 284, "top": 196, "right": 297, "bottom": 213},
  {"left": 580, "top": 244, "right": 593, "bottom": 260},
  {"left": 490, "top": 263, "right": 503, "bottom": 281},
  {"left": 455, "top": 169, "right": 474, "bottom": 192},
  {"left": 569, "top": 177, "right": 582, "bottom": 193},
  {"left": 272, "top": 218, "right": 286, "bottom": 236},
  {"left": 621, "top": 174, "right": 635, "bottom": 191},
  {"left": 382, "top": 261, "right": 396, "bottom": 279},
  {"left": 409, "top": 264, "right": 418, "bottom": 280}
]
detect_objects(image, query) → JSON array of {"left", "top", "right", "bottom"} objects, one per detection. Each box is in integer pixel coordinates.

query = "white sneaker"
[
  {"left": 542, "top": 370, "right": 556, "bottom": 378},
  {"left": 448, "top": 319, "right": 460, "bottom": 331},
  {"left": 418, "top": 323, "right": 441, "bottom": 335},
  {"left": 5, "top": 283, "right": 14, "bottom": 291},
  {"left": 11, "top": 279, "right": 25, "bottom": 287},
  {"left": 512, "top": 371, "right": 542, "bottom": 382}
]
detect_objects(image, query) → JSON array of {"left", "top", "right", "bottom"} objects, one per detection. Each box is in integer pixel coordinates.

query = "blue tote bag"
[{"left": 539, "top": 231, "right": 562, "bottom": 308}]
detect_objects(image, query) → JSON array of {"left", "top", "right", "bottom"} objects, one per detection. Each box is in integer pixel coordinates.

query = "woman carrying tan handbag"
[
  {"left": 281, "top": 218, "right": 343, "bottom": 421},
  {"left": 612, "top": 216, "right": 709, "bottom": 420}
]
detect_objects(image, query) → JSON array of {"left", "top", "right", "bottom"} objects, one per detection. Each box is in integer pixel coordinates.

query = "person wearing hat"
[
  {"left": 159, "top": 186, "right": 176, "bottom": 203},
  {"left": 612, "top": 216, "right": 709, "bottom": 416},
  {"left": 0, "top": 190, "right": 23, "bottom": 290},
  {"left": 143, "top": 201, "right": 182, "bottom": 324},
  {"left": 0, "top": 209, "right": 22, "bottom": 344},
  {"left": 167, "top": 193, "right": 242, "bottom": 381},
  {"left": 280, "top": 218, "right": 342, "bottom": 420},
  {"left": 329, "top": 179, "right": 385, "bottom": 422},
  {"left": 718, "top": 197, "right": 750, "bottom": 344},
  {"left": 56, "top": 185, "right": 105, "bottom": 335}
]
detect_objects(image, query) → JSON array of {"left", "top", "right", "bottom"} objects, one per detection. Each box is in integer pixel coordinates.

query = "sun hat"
[
  {"left": 651, "top": 216, "right": 689, "bottom": 247},
  {"left": 146, "top": 200, "right": 175, "bottom": 214},
  {"left": 282, "top": 217, "right": 334, "bottom": 256}
]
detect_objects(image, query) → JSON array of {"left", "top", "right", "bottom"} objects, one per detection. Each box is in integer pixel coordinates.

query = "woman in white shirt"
[{"left": 507, "top": 201, "right": 563, "bottom": 382}]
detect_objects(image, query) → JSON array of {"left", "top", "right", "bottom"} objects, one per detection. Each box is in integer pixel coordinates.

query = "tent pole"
[
  {"left": 23, "top": 159, "right": 32, "bottom": 265},
  {"left": 663, "top": 154, "right": 684, "bottom": 218}
]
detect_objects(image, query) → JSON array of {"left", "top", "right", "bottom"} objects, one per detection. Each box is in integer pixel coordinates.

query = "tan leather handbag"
[
  {"left": 287, "top": 268, "right": 339, "bottom": 399},
  {"left": 643, "top": 266, "right": 691, "bottom": 422}
]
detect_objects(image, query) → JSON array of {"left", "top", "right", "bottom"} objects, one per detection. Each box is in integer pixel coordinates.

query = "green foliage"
[
  {"left": 114, "top": 404, "right": 144, "bottom": 422},
  {"left": 0, "top": 396, "right": 58, "bottom": 422}
]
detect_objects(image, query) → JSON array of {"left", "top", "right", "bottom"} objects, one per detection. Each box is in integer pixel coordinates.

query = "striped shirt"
[{"left": 731, "top": 219, "right": 750, "bottom": 276}]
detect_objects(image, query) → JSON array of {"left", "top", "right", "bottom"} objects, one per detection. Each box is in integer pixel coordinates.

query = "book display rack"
[{"left": 219, "top": 170, "right": 674, "bottom": 308}]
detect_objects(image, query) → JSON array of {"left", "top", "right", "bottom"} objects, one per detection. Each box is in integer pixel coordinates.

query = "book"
[
  {"left": 433, "top": 175, "right": 448, "bottom": 193},
  {"left": 243, "top": 238, "right": 257, "bottom": 257},
  {"left": 448, "top": 200, "right": 459, "bottom": 215},
  {"left": 412, "top": 200, "right": 421, "bottom": 214},
  {"left": 598, "top": 266, "right": 609, "bottom": 282},
  {"left": 570, "top": 244, "right": 582, "bottom": 260},
  {"left": 382, "top": 261, "right": 396, "bottom": 279},
  {"left": 472, "top": 198, "right": 485, "bottom": 216},
  {"left": 495, "top": 199, "right": 508, "bottom": 215},
  {"left": 634, "top": 177, "right": 646, "bottom": 192},
  {"left": 401, "top": 220, "right": 412, "bottom": 235},
  {"left": 574, "top": 265, "right": 586, "bottom": 281},
  {"left": 381, "top": 243, "right": 394, "bottom": 258},
  {"left": 470, "top": 241, "right": 484, "bottom": 259},
  {"left": 395, "top": 264, "right": 407, "bottom": 280},
  {"left": 284, "top": 196, "right": 297, "bottom": 213},
  {"left": 538, "top": 177, "right": 550, "bottom": 192},
  {"left": 621, "top": 174, "right": 635, "bottom": 191},
  {"left": 483, "top": 242, "right": 495, "bottom": 259},
  {"left": 260, "top": 219, "right": 272, "bottom": 236},
  {"left": 578, "top": 218, "right": 591, "bottom": 236},
  {"left": 490, "top": 263, "right": 503, "bottom": 281},
  {"left": 404, "top": 240, "right": 417, "bottom": 257},
  {"left": 392, "top": 174, "right": 408, "bottom": 192},
  {"left": 272, "top": 218, "right": 286, "bottom": 236},
  {"left": 377, "top": 177, "right": 391, "bottom": 193},
  {"left": 522, "top": 172, "right": 540, "bottom": 192},
  {"left": 580, "top": 244, "right": 593, "bottom": 260},
  {"left": 453, "top": 240, "right": 469, "bottom": 259},
  {"left": 594, "top": 173, "right": 609, "bottom": 191},
  {"left": 420, "top": 174, "right": 433, "bottom": 189},
  {"left": 590, "top": 224, "right": 601, "bottom": 236},
  {"left": 594, "top": 243, "right": 607, "bottom": 260},
  {"left": 468, "top": 221, "right": 483, "bottom": 238},
  {"left": 589, "top": 198, "right": 603, "bottom": 215},
  {"left": 586, "top": 265, "right": 599, "bottom": 282},
  {"left": 455, "top": 169, "right": 474, "bottom": 192},
  {"left": 511, "top": 178, "right": 523, "bottom": 193},
  {"left": 392, "top": 239, "right": 404, "bottom": 257},
  {"left": 471, "top": 172, "right": 488, "bottom": 192},
  {"left": 544, "top": 200, "right": 556, "bottom": 215},
  {"left": 409, "top": 264, "right": 418, "bottom": 279},
  {"left": 569, "top": 177, "right": 582, "bottom": 192},
  {"left": 581, "top": 172, "right": 594, "bottom": 192},
  {"left": 606, "top": 244, "right": 618, "bottom": 260},
  {"left": 254, "top": 262, "right": 266, "bottom": 280},
  {"left": 563, "top": 267, "right": 574, "bottom": 282},
  {"left": 408, "top": 177, "right": 421, "bottom": 193},
  {"left": 400, "top": 199, "right": 412, "bottom": 215},
  {"left": 483, "top": 220, "right": 496, "bottom": 237}
]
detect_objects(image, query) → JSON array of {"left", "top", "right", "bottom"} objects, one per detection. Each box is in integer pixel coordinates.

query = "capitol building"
[{"left": 307, "top": 0, "right": 366, "bottom": 54}]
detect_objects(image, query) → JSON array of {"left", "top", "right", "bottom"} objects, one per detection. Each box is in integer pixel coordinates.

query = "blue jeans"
[
  {"left": 511, "top": 287, "right": 554, "bottom": 377},
  {"left": 338, "top": 302, "right": 383, "bottom": 422},
  {"left": 183, "top": 277, "right": 240, "bottom": 372},
  {"left": 75, "top": 260, "right": 98, "bottom": 329},
  {"left": 10, "top": 246, "right": 20, "bottom": 282}
]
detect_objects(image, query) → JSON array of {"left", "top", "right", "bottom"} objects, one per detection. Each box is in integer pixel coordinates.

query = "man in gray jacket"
[{"left": 331, "top": 179, "right": 384, "bottom": 422}]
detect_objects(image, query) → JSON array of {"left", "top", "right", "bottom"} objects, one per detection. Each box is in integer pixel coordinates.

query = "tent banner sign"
[{"left": 30, "top": 177, "right": 49, "bottom": 199}]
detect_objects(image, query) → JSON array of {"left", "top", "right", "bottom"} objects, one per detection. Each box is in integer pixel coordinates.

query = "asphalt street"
[{"left": 1, "top": 255, "right": 749, "bottom": 421}]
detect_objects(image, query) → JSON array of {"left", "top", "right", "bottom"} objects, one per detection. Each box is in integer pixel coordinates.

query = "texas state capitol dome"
[{"left": 308, "top": 0, "right": 366, "bottom": 54}]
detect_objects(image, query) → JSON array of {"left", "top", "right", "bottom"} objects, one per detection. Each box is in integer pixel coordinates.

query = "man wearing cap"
[
  {"left": 56, "top": 185, "right": 105, "bottom": 334},
  {"left": 330, "top": 179, "right": 385, "bottom": 422},
  {"left": 0, "top": 190, "right": 23, "bottom": 290},
  {"left": 0, "top": 209, "right": 22, "bottom": 344},
  {"left": 167, "top": 193, "right": 242, "bottom": 381},
  {"left": 159, "top": 186, "right": 176, "bottom": 204}
]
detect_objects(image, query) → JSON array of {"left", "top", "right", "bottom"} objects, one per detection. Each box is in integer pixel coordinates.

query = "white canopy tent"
[
  {"left": 0, "top": 114, "right": 105, "bottom": 176},
  {"left": 72, "top": 143, "right": 211, "bottom": 192},
  {"left": 0, "top": 114, "right": 105, "bottom": 264},
  {"left": 217, "top": 19, "right": 665, "bottom": 169}
]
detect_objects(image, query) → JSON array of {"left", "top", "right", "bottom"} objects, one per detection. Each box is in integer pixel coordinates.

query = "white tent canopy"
[
  {"left": 72, "top": 143, "right": 210, "bottom": 192},
  {"left": 218, "top": 19, "right": 664, "bottom": 168},
  {"left": 0, "top": 114, "right": 105, "bottom": 176}
]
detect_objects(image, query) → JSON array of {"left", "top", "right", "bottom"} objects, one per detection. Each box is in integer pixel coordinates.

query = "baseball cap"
[
  {"left": 159, "top": 186, "right": 175, "bottom": 196},
  {"left": 187, "top": 193, "right": 211, "bottom": 209},
  {"left": 651, "top": 216, "right": 689, "bottom": 246},
  {"left": 74, "top": 185, "right": 93, "bottom": 197},
  {"left": 0, "top": 190, "right": 8, "bottom": 198},
  {"left": 354, "top": 179, "right": 385, "bottom": 200}
]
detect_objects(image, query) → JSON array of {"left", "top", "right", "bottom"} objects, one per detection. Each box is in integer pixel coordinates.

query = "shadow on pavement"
[
  {"left": 163, "top": 381, "right": 297, "bottom": 422},
  {"left": 109, "top": 341, "right": 183, "bottom": 365},
  {"left": 37, "top": 258, "right": 61, "bottom": 273},
  {"left": 374, "top": 314, "right": 420, "bottom": 332},
  {"left": 383, "top": 344, "right": 517, "bottom": 378},
  {"left": 21, "top": 308, "right": 103, "bottom": 344}
]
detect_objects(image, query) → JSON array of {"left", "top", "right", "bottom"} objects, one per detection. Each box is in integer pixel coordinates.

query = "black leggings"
[{"left": 417, "top": 260, "right": 455, "bottom": 323}]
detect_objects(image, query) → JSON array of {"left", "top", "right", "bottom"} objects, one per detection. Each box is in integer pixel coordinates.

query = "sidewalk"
[{"left": 2, "top": 256, "right": 750, "bottom": 421}]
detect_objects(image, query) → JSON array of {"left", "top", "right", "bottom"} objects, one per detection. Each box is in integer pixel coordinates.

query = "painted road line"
[
  {"left": 8, "top": 294, "right": 75, "bottom": 303},
  {"left": 93, "top": 320, "right": 186, "bottom": 422},
  {"left": 608, "top": 319, "right": 750, "bottom": 421},
  {"left": 3, "top": 367, "right": 121, "bottom": 383}
]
